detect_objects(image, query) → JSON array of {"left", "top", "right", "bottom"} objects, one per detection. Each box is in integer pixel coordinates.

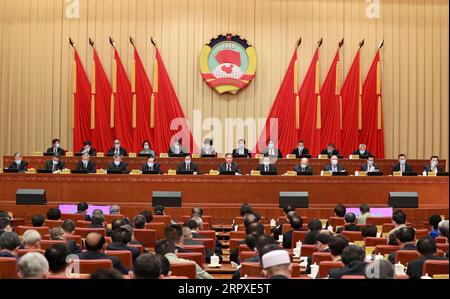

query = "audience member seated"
[
  {"left": 357, "top": 204, "right": 372, "bottom": 224},
  {"left": 261, "top": 246, "right": 291, "bottom": 279},
  {"left": 0, "top": 232, "right": 21, "bottom": 259},
  {"left": 186, "top": 217, "right": 222, "bottom": 256},
  {"left": 79, "top": 140, "right": 96, "bottom": 156},
  {"left": 90, "top": 268, "right": 124, "bottom": 279},
  {"left": 229, "top": 222, "right": 265, "bottom": 264},
  {"left": 107, "top": 154, "right": 129, "bottom": 174},
  {"left": 387, "top": 210, "right": 408, "bottom": 245},
  {"left": 141, "top": 156, "right": 163, "bottom": 174},
  {"left": 44, "top": 153, "right": 65, "bottom": 173},
  {"left": 111, "top": 219, "right": 127, "bottom": 231},
  {"left": 77, "top": 232, "right": 128, "bottom": 275},
  {"left": 282, "top": 216, "right": 305, "bottom": 249},
  {"left": 0, "top": 218, "right": 14, "bottom": 237},
  {"left": 46, "top": 138, "right": 65, "bottom": 155},
  {"left": 294, "top": 158, "right": 313, "bottom": 173},
  {"left": 392, "top": 154, "right": 413, "bottom": 173},
  {"left": 22, "top": 230, "right": 42, "bottom": 249},
  {"left": 352, "top": 144, "right": 371, "bottom": 157},
  {"left": 439, "top": 220, "right": 449, "bottom": 240},
  {"left": 328, "top": 235, "right": 349, "bottom": 262},
  {"left": 76, "top": 152, "right": 96, "bottom": 173},
  {"left": 428, "top": 215, "right": 442, "bottom": 238},
  {"left": 133, "top": 253, "right": 165, "bottom": 279},
  {"left": 90, "top": 210, "right": 112, "bottom": 236},
  {"left": 50, "top": 226, "right": 81, "bottom": 254},
  {"left": 47, "top": 208, "right": 62, "bottom": 220},
  {"left": 328, "top": 245, "right": 367, "bottom": 279},
  {"left": 360, "top": 155, "right": 380, "bottom": 173},
  {"left": 306, "top": 230, "right": 332, "bottom": 273},
  {"left": 320, "top": 143, "right": 340, "bottom": 158},
  {"left": 76, "top": 202, "right": 91, "bottom": 221},
  {"left": 7, "top": 152, "right": 28, "bottom": 172},
  {"left": 423, "top": 156, "right": 443, "bottom": 174},
  {"left": 107, "top": 139, "right": 128, "bottom": 156},
  {"left": 304, "top": 219, "right": 323, "bottom": 245},
  {"left": 291, "top": 140, "right": 309, "bottom": 158},
  {"left": 18, "top": 252, "right": 49, "bottom": 279},
  {"left": 232, "top": 139, "right": 252, "bottom": 158},
  {"left": 361, "top": 224, "right": 378, "bottom": 238},
  {"left": 336, "top": 213, "right": 360, "bottom": 233},
  {"left": 140, "top": 210, "right": 153, "bottom": 223},
  {"left": 365, "top": 259, "right": 395, "bottom": 279},
  {"left": 388, "top": 227, "right": 416, "bottom": 264},
  {"left": 45, "top": 243, "right": 71, "bottom": 277},
  {"left": 323, "top": 155, "right": 346, "bottom": 173},
  {"left": 32, "top": 215, "right": 45, "bottom": 227},
  {"left": 273, "top": 205, "right": 296, "bottom": 240},
  {"left": 325, "top": 204, "right": 347, "bottom": 228},
  {"left": 154, "top": 205, "right": 165, "bottom": 216},
  {"left": 107, "top": 227, "right": 140, "bottom": 261},
  {"left": 155, "top": 239, "right": 213, "bottom": 279},
  {"left": 133, "top": 215, "right": 147, "bottom": 229},
  {"left": 406, "top": 237, "right": 447, "bottom": 279},
  {"left": 139, "top": 140, "right": 155, "bottom": 157}
]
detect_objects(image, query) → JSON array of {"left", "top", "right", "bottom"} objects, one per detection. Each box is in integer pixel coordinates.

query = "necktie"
[
  {"left": 265, "top": 165, "right": 268, "bottom": 172},
  {"left": 186, "top": 164, "right": 189, "bottom": 171},
  {"left": 227, "top": 164, "right": 231, "bottom": 171},
  {"left": 53, "top": 164, "right": 56, "bottom": 172},
  {"left": 150, "top": 166, "right": 153, "bottom": 171}
]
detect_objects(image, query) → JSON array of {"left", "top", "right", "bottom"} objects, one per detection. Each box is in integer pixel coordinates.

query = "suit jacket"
[
  {"left": 191, "top": 232, "right": 222, "bottom": 256},
  {"left": 304, "top": 230, "right": 320, "bottom": 245},
  {"left": 323, "top": 164, "right": 346, "bottom": 172},
  {"left": 89, "top": 223, "right": 113, "bottom": 237},
  {"left": 328, "top": 260, "right": 367, "bottom": 279},
  {"left": 261, "top": 148, "right": 283, "bottom": 158},
  {"left": 423, "top": 165, "right": 443, "bottom": 173},
  {"left": 282, "top": 229, "right": 307, "bottom": 249},
  {"left": 77, "top": 251, "right": 128, "bottom": 274},
  {"left": 306, "top": 247, "right": 331, "bottom": 273},
  {"left": 388, "top": 243, "right": 417, "bottom": 264},
  {"left": 179, "top": 239, "right": 215, "bottom": 264},
  {"left": 406, "top": 255, "right": 447, "bottom": 279},
  {"left": 320, "top": 149, "right": 340, "bottom": 157},
  {"left": 229, "top": 239, "right": 246, "bottom": 264},
  {"left": 360, "top": 163, "right": 380, "bottom": 172},
  {"left": 294, "top": 164, "right": 313, "bottom": 173},
  {"left": 141, "top": 163, "right": 163, "bottom": 174},
  {"left": 8, "top": 161, "right": 28, "bottom": 172},
  {"left": 257, "top": 164, "right": 277, "bottom": 173},
  {"left": 107, "top": 162, "right": 128, "bottom": 173},
  {"left": 79, "top": 147, "right": 97, "bottom": 156},
  {"left": 352, "top": 150, "right": 371, "bottom": 157},
  {"left": 76, "top": 161, "right": 96, "bottom": 173},
  {"left": 336, "top": 223, "right": 361, "bottom": 234},
  {"left": 67, "top": 240, "right": 82, "bottom": 255},
  {"left": 218, "top": 162, "right": 241, "bottom": 174},
  {"left": 291, "top": 148, "right": 310, "bottom": 158},
  {"left": 231, "top": 256, "right": 260, "bottom": 280},
  {"left": 106, "top": 242, "right": 140, "bottom": 261},
  {"left": 168, "top": 146, "right": 188, "bottom": 157},
  {"left": 107, "top": 147, "right": 128, "bottom": 156},
  {"left": 46, "top": 147, "right": 65, "bottom": 155},
  {"left": 392, "top": 163, "right": 413, "bottom": 173},
  {"left": 0, "top": 251, "right": 19, "bottom": 260},
  {"left": 232, "top": 148, "right": 252, "bottom": 158},
  {"left": 44, "top": 160, "right": 65, "bottom": 171},
  {"left": 176, "top": 162, "right": 199, "bottom": 172}
]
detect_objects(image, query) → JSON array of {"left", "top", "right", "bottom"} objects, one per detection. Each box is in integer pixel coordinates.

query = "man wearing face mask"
[
  {"left": 218, "top": 153, "right": 241, "bottom": 174},
  {"left": 142, "top": 156, "right": 162, "bottom": 174},
  {"left": 257, "top": 155, "right": 277, "bottom": 174},
  {"left": 352, "top": 144, "right": 371, "bottom": 158},
  {"left": 44, "top": 154, "right": 65, "bottom": 173},
  {"left": 76, "top": 152, "right": 96, "bottom": 173},
  {"left": 360, "top": 155, "right": 380, "bottom": 172},
  {"left": 201, "top": 138, "right": 216, "bottom": 157},
  {"left": 232, "top": 139, "right": 251, "bottom": 158},
  {"left": 320, "top": 143, "right": 340, "bottom": 158},
  {"left": 392, "top": 154, "right": 413, "bottom": 173},
  {"left": 323, "top": 155, "right": 345, "bottom": 172},
  {"left": 79, "top": 140, "right": 96, "bottom": 156},
  {"left": 291, "top": 141, "right": 310, "bottom": 158},
  {"left": 176, "top": 154, "right": 199, "bottom": 174},
  {"left": 168, "top": 138, "right": 188, "bottom": 157},
  {"left": 423, "top": 156, "right": 443, "bottom": 174},
  {"left": 294, "top": 158, "right": 313, "bottom": 173},
  {"left": 107, "top": 139, "right": 128, "bottom": 156},
  {"left": 261, "top": 140, "right": 283, "bottom": 158},
  {"left": 107, "top": 154, "right": 129, "bottom": 174},
  {"left": 7, "top": 152, "right": 28, "bottom": 173},
  {"left": 46, "top": 138, "right": 65, "bottom": 156}
]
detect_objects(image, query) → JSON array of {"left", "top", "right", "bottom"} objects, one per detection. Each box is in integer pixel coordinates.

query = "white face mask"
[
  {"left": 55, "top": 143, "right": 60, "bottom": 148},
  {"left": 327, "top": 149, "right": 333, "bottom": 154},
  {"left": 298, "top": 146, "right": 304, "bottom": 151},
  {"left": 144, "top": 145, "right": 150, "bottom": 150},
  {"left": 268, "top": 143, "right": 274, "bottom": 149},
  {"left": 238, "top": 143, "right": 245, "bottom": 149},
  {"left": 15, "top": 160, "right": 21, "bottom": 165},
  {"left": 114, "top": 143, "right": 120, "bottom": 149},
  {"left": 431, "top": 161, "right": 438, "bottom": 167},
  {"left": 114, "top": 161, "right": 120, "bottom": 166},
  {"left": 359, "top": 150, "right": 365, "bottom": 154},
  {"left": 85, "top": 146, "right": 90, "bottom": 151},
  {"left": 147, "top": 163, "right": 154, "bottom": 167},
  {"left": 331, "top": 159, "right": 338, "bottom": 166},
  {"left": 399, "top": 159, "right": 406, "bottom": 165},
  {"left": 53, "top": 160, "right": 59, "bottom": 165},
  {"left": 367, "top": 160, "right": 374, "bottom": 166},
  {"left": 301, "top": 164, "right": 307, "bottom": 169}
]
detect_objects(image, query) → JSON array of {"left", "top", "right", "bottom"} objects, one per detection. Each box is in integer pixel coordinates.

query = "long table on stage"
[
  {"left": 2, "top": 156, "right": 447, "bottom": 175},
  {"left": 0, "top": 173, "right": 448, "bottom": 225}
]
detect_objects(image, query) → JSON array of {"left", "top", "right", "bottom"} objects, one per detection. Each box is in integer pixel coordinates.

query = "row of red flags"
[
  {"left": 72, "top": 43, "right": 196, "bottom": 154},
  {"left": 256, "top": 44, "right": 384, "bottom": 158}
]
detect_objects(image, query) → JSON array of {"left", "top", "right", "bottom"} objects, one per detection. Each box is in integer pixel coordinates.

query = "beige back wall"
[{"left": 0, "top": 0, "right": 448, "bottom": 167}]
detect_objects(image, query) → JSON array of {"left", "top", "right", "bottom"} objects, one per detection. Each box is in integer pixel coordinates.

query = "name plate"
[
  {"left": 254, "top": 154, "right": 264, "bottom": 159},
  {"left": 130, "top": 170, "right": 142, "bottom": 175},
  {"left": 321, "top": 170, "right": 332, "bottom": 176},
  {"left": 65, "top": 152, "right": 74, "bottom": 157},
  {"left": 365, "top": 246, "right": 375, "bottom": 256},
  {"left": 354, "top": 240, "right": 365, "bottom": 247},
  {"left": 349, "top": 155, "right": 360, "bottom": 159},
  {"left": 284, "top": 171, "right": 297, "bottom": 176},
  {"left": 97, "top": 152, "right": 105, "bottom": 157},
  {"left": 376, "top": 225, "right": 382, "bottom": 233},
  {"left": 356, "top": 171, "right": 367, "bottom": 176},
  {"left": 61, "top": 168, "right": 71, "bottom": 174},
  {"left": 191, "top": 153, "right": 201, "bottom": 159},
  {"left": 33, "top": 151, "right": 43, "bottom": 156},
  {"left": 251, "top": 170, "right": 261, "bottom": 176},
  {"left": 96, "top": 169, "right": 107, "bottom": 175},
  {"left": 160, "top": 153, "right": 169, "bottom": 158},
  {"left": 318, "top": 154, "right": 328, "bottom": 159},
  {"left": 393, "top": 171, "right": 402, "bottom": 177},
  {"left": 433, "top": 274, "right": 449, "bottom": 279},
  {"left": 209, "top": 170, "right": 219, "bottom": 176},
  {"left": 286, "top": 154, "right": 297, "bottom": 159},
  {"left": 129, "top": 153, "right": 137, "bottom": 158},
  {"left": 26, "top": 168, "right": 37, "bottom": 174},
  {"left": 167, "top": 169, "right": 176, "bottom": 175},
  {"left": 427, "top": 171, "right": 437, "bottom": 176}
]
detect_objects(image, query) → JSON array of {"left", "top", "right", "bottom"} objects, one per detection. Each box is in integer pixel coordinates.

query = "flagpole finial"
[
  {"left": 109, "top": 36, "right": 115, "bottom": 48},
  {"left": 151, "top": 36, "right": 157, "bottom": 47},
  {"left": 130, "top": 36, "right": 135, "bottom": 47},
  {"left": 359, "top": 38, "right": 365, "bottom": 48},
  {"left": 317, "top": 37, "right": 323, "bottom": 48},
  {"left": 296, "top": 37, "right": 302, "bottom": 48},
  {"left": 338, "top": 38, "right": 344, "bottom": 48},
  {"left": 378, "top": 39, "right": 384, "bottom": 49},
  {"left": 69, "top": 37, "right": 75, "bottom": 48},
  {"left": 89, "top": 37, "right": 95, "bottom": 48}
]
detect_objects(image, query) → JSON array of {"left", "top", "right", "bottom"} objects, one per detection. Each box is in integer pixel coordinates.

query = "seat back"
[
  {"left": 66, "top": 235, "right": 83, "bottom": 247},
  {"left": 61, "top": 213, "right": 85, "bottom": 222},
  {"left": 240, "top": 251, "right": 257, "bottom": 262},
  {"left": 229, "top": 238, "right": 244, "bottom": 251},
  {"left": 282, "top": 223, "right": 292, "bottom": 233},
  {"left": 170, "top": 262, "right": 197, "bottom": 279},
  {"left": 341, "top": 275, "right": 366, "bottom": 279},
  {"left": 75, "top": 220, "right": 92, "bottom": 228},
  {"left": 18, "top": 249, "right": 45, "bottom": 257},
  {"left": 0, "top": 257, "right": 18, "bottom": 279},
  {"left": 291, "top": 231, "right": 309, "bottom": 248},
  {"left": 105, "top": 250, "right": 133, "bottom": 269},
  {"left": 422, "top": 260, "right": 449, "bottom": 277},
  {"left": 145, "top": 222, "right": 165, "bottom": 240},
  {"left": 394, "top": 250, "right": 420, "bottom": 265},
  {"left": 374, "top": 245, "right": 401, "bottom": 255},
  {"left": 342, "top": 231, "right": 364, "bottom": 242},
  {"left": 74, "top": 228, "right": 106, "bottom": 238},
  {"left": 318, "top": 261, "right": 344, "bottom": 278},
  {"left": 382, "top": 223, "right": 395, "bottom": 233},
  {"left": 41, "top": 240, "right": 68, "bottom": 250},
  {"left": 16, "top": 226, "right": 49, "bottom": 236},
  {"left": 44, "top": 220, "right": 64, "bottom": 229},
  {"left": 197, "top": 230, "right": 216, "bottom": 239},
  {"left": 77, "top": 259, "right": 113, "bottom": 274},
  {"left": 435, "top": 237, "right": 448, "bottom": 244},
  {"left": 329, "top": 217, "right": 345, "bottom": 228},
  {"left": 152, "top": 215, "right": 172, "bottom": 225},
  {"left": 291, "top": 263, "right": 300, "bottom": 277},
  {"left": 182, "top": 215, "right": 212, "bottom": 226},
  {"left": 104, "top": 214, "right": 126, "bottom": 223},
  {"left": 238, "top": 243, "right": 250, "bottom": 255},
  {"left": 364, "top": 237, "right": 388, "bottom": 247},
  {"left": 234, "top": 217, "right": 244, "bottom": 225},
  {"left": 437, "top": 243, "right": 449, "bottom": 252},
  {"left": 312, "top": 252, "right": 333, "bottom": 264},
  {"left": 300, "top": 244, "right": 317, "bottom": 257},
  {"left": 128, "top": 244, "right": 144, "bottom": 255},
  {"left": 182, "top": 245, "right": 205, "bottom": 257},
  {"left": 177, "top": 252, "right": 204, "bottom": 268},
  {"left": 414, "top": 229, "right": 429, "bottom": 239},
  {"left": 240, "top": 262, "right": 262, "bottom": 277},
  {"left": 192, "top": 238, "right": 214, "bottom": 251},
  {"left": 365, "top": 217, "right": 392, "bottom": 226},
  {"left": 133, "top": 229, "right": 157, "bottom": 248},
  {"left": 229, "top": 231, "right": 246, "bottom": 239}
]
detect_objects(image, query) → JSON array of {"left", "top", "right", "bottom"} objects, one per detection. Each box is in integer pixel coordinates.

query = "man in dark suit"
[
  {"left": 50, "top": 226, "right": 81, "bottom": 254},
  {"left": 392, "top": 154, "right": 413, "bottom": 173},
  {"left": 76, "top": 202, "right": 91, "bottom": 221},
  {"left": 406, "top": 237, "right": 447, "bottom": 279},
  {"left": 423, "top": 156, "right": 443, "bottom": 174},
  {"left": 294, "top": 158, "right": 313, "bottom": 173},
  {"left": 106, "top": 227, "right": 140, "bottom": 261},
  {"left": 360, "top": 155, "right": 380, "bottom": 172},
  {"left": 282, "top": 216, "right": 306, "bottom": 249},
  {"left": 107, "top": 139, "right": 128, "bottom": 156},
  {"left": 320, "top": 143, "right": 340, "bottom": 158},
  {"left": 306, "top": 231, "right": 332, "bottom": 274},
  {"left": 323, "top": 155, "right": 346, "bottom": 172},
  {"left": 257, "top": 155, "right": 277, "bottom": 174},
  {"left": 291, "top": 140, "right": 310, "bottom": 158},
  {"left": 336, "top": 213, "right": 361, "bottom": 233},
  {"left": 61, "top": 219, "right": 82, "bottom": 254},
  {"left": 8, "top": 152, "right": 28, "bottom": 172},
  {"left": 168, "top": 138, "right": 188, "bottom": 157},
  {"left": 46, "top": 138, "right": 65, "bottom": 155},
  {"left": 0, "top": 232, "right": 21, "bottom": 260},
  {"left": 76, "top": 152, "right": 96, "bottom": 173},
  {"left": 232, "top": 139, "right": 252, "bottom": 158},
  {"left": 44, "top": 154, "right": 65, "bottom": 173},
  {"left": 218, "top": 153, "right": 241, "bottom": 174},
  {"left": 176, "top": 154, "right": 199, "bottom": 173},
  {"left": 388, "top": 227, "right": 417, "bottom": 264},
  {"left": 79, "top": 140, "right": 96, "bottom": 156},
  {"left": 261, "top": 140, "right": 283, "bottom": 158},
  {"left": 89, "top": 211, "right": 112, "bottom": 237},
  {"left": 329, "top": 245, "right": 367, "bottom": 279},
  {"left": 77, "top": 232, "right": 128, "bottom": 274},
  {"left": 141, "top": 156, "right": 163, "bottom": 174},
  {"left": 352, "top": 144, "right": 371, "bottom": 158},
  {"left": 107, "top": 154, "right": 128, "bottom": 174}
]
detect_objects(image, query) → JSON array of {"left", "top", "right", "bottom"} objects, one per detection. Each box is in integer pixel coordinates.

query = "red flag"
[
  {"left": 320, "top": 49, "right": 342, "bottom": 151},
  {"left": 298, "top": 49, "right": 321, "bottom": 157},
  {"left": 92, "top": 49, "right": 115, "bottom": 152},
  {"left": 73, "top": 49, "right": 92, "bottom": 151},
  {"left": 131, "top": 47, "right": 155, "bottom": 153},
  {"left": 360, "top": 50, "right": 385, "bottom": 158},
  {"left": 153, "top": 47, "right": 197, "bottom": 154},
  {"left": 340, "top": 49, "right": 361, "bottom": 157},
  {"left": 255, "top": 49, "right": 299, "bottom": 156},
  {"left": 112, "top": 49, "right": 133, "bottom": 151}
]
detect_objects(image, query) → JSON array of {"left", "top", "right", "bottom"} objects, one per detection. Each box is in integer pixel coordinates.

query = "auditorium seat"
[
  {"left": 152, "top": 215, "right": 172, "bottom": 225},
  {"left": 291, "top": 231, "right": 309, "bottom": 247},
  {"left": 436, "top": 243, "right": 449, "bottom": 252},
  {"left": 229, "top": 238, "right": 244, "bottom": 252},
  {"left": 105, "top": 250, "right": 132, "bottom": 269},
  {"left": 170, "top": 262, "right": 197, "bottom": 279},
  {"left": 77, "top": 259, "right": 113, "bottom": 274},
  {"left": 177, "top": 252, "right": 204, "bottom": 268},
  {"left": 145, "top": 222, "right": 165, "bottom": 240},
  {"left": 238, "top": 243, "right": 250, "bottom": 255},
  {"left": 182, "top": 245, "right": 206, "bottom": 257},
  {"left": 41, "top": 239, "right": 68, "bottom": 250},
  {"left": 240, "top": 251, "right": 257, "bottom": 262},
  {"left": 0, "top": 257, "right": 18, "bottom": 279},
  {"left": 162, "top": 276, "right": 189, "bottom": 279},
  {"left": 300, "top": 245, "right": 317, "bottom": 257},
  {"left": 435, "top": 237, "right": 448, "bottom": 244},
  {"left": 342, "top": 231, "right": 364, "bottom": 242},
  {"left": 381, "top": 223, "right": 395, "bottom": 233},
  {"left": 341, "top": 275, "right": 366, "bottom": 279},
  {"left": 422, "top": 260, "right": 449, "bottom": 277},
  {"left": 311, "top": 252, "right": 333, "bottom": 264},
  {"left": 240, "top": 262, "right": 262, "bottom": 277},
  {"left": 182, "top": 215, "right": 212, "bottom": 226},
  {"left": 75, "top": 220, "right": 92, "bottom": 228},
  {"left": 414, "top": 229, "right": 429, "bottom": 239},
  {"left": 17, "top": 249, "right": 45, "bottom": 256},
  {"left": 65, "top": 235, "right": 83, "bottom": 246},
  {"left": 128, "top": 244, "right": 144, "bottom": 255},
  {"left": 233, "top": 217, "right": 244, "bottom": 225},
  {"left": 229, "top": 231, "right": 246, "bottom": 239},
  {"left": 133, "top": 229, "right": 157, "bottom": 248},
  {"left": 197, "top": 230, "right": 216, "bottom": 239},
  {"left": 394, "top": 250, "right": 420, "bottom": 265},
  {"left": 365, "top": 216, "right": 392, "bottom": 225},
  {"left": 318, "top": 261, "right": 344, "bottom": 278},
  {"left": 15, "top": 226, "right": 49, "bottom": 236},
  {"left": 192, "top": 238, "right": 214, "bottom": 251},
  {"left": 61, "top": 213, "right": 85, "bottom": 222},
  {"left": 44, "top": 220, "right": 64, "bottom": 229},
  {"left": 364, "top": 237, "right": 388, "bottom": 247},
  {"left": 74, "top": 227, "right": 106, "bottom": 238},
  {"left": 329, "top": 217, "right": 345, "bottom": 228},
  {"left": 291, "top": 263, "right": 300, "bottom": 277},
  {"left": 104, "top": 214, "right": 126, "bottom": 223},
  {"left": 375, "top": 245, "right": 401, "bottom": 255}
]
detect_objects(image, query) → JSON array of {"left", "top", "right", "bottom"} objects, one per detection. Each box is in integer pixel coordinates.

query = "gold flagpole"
[
  {"left": 377, "top": 56, "right": 382, "bottom": 129},
  {"left": 316, "top": 95, "right": 321, "bottom": 129},
  {"left": 151, "top": 55, "right": 158, "bottom": 128},
  {"left": 132, "top": 94, "right": 137, "bottom": 128},
  {"left": 111, "top": 58, "right": 117, "bottom": 128},
  {"left": 294, "top": 37, "right": 301, "bottom": 129},
  {"left": 72, "top": 60, "right": 76, "bottom": 129},
  {"left": 91, "top": 61, "right": 96, "bottom": 129},
  {"left": 132, "top": 59, "right": 137, "bottom": 128}
]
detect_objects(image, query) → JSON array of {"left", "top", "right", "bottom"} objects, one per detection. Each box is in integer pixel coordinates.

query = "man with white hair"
[
  {"left": 110, "top": 205, "right": 121, "bottom": 215},
  {"left": 261, "top": 246, "right": 291, "bottom": 279},
  {"left": 438, "top": 220, "right": 449, "bottom": 238},
  {"left": 352, "top": 144, "right": 371, "bottom": 157},
  {"left": 23, "top": 230, "right": 42, "bottom": 249},
  {"left": 18, "top": 252, "right": 49, "bottom": 279}
]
